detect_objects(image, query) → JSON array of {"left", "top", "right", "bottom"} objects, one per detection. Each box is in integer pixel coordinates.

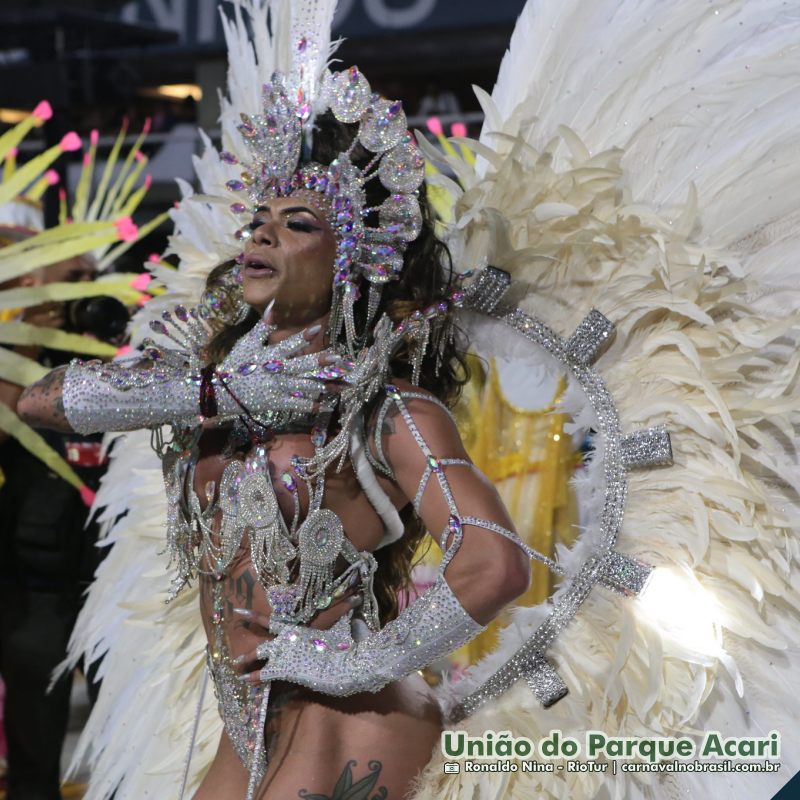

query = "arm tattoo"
[
  {"left": 298, "top": 759, "right": 388, "bottom": 800},
  {"left": 18, "top": 365, "right": 70, "bottom": 430}
]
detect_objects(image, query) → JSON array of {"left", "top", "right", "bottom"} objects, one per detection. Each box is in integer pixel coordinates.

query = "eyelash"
[
  {"left": 248, "top": 219, "right": 316, "bottom": 232},
  {"left": 288, "top": 220, "right": 315, "bottom": 232}
]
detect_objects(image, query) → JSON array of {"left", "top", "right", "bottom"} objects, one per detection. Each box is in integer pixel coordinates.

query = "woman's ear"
[
  {"left": 0, "top": 270, "right": 43, "bottom": 291},
  {"left": 19, "top": 270, "right": 44, "bottom": 288}
]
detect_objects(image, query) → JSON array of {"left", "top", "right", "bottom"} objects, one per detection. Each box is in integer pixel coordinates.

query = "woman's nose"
[{"left": 251, "top": 220, "right": 275, "bottom": 245}]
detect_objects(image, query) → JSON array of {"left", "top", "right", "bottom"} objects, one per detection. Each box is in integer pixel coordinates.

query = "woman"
[{"left": 17, "top": 109, "right": 531, "bottom": 799}]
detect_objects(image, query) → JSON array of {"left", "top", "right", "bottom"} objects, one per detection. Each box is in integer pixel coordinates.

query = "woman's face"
[{"left": 242, "top": 194, "right": 337, "bottom": 325}]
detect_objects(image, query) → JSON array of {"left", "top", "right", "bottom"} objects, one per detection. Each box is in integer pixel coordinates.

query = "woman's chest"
[
  {"left": 176, "top": 425, "right": 387, "bottom": 630},
  {"left": 189, "top": 426, "right": 387, "bottom": 557},
  {"left": 191, "top": 428, "right": 306, "bottom": 528}
]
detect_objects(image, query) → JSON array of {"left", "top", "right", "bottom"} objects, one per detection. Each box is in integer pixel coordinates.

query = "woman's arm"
[
  {"left": 377, "top": 387, "right": 531, "bottom": 623},
  {"left": 18, "top": 323, "right": 342, "bottom": 435},
  {"left": 17, "top": 365, "right": 73, "bottom": 432}
]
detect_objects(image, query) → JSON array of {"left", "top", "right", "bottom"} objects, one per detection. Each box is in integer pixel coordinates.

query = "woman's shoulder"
[
  {"left": 367, "top": 378, "right": 465, "bottom": 473},
  {"left": 368, "top": 378, "right": 455, "bottom": 435},
  {"left": 381, "top": 377, "right": 454, "bottom": 416}
]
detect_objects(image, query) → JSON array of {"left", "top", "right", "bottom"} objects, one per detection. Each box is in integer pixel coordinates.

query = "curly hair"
[{"left": 204, "top": 112, "right": 470, "bottom": 622}]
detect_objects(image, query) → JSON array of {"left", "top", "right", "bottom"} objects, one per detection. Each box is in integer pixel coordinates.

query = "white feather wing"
[{"left": 414, "top": 2, "right": 800, "bottom": 799}]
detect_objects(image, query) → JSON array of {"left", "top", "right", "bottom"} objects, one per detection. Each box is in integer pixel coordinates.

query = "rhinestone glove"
[
  {"left": 63, "top": 322, "right": 334, "bottom": 435},
  {"left": 254, "top": 576, "right": 484, "bottom": 695}
]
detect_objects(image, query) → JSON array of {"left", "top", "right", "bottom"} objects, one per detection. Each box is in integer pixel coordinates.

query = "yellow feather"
[
  {"left": 99, "top": 128, "right": 149, "bottom": 221},
  {"left": 0, "top": 112, "right": 41, "bottom": 162},
  {"left": 0, "top": 403, "right": 84, "bottom": 491},
  {"left": 0, "top": 142, "right": 63, "bottom": 207},
  {"left": 0, "top": 347, "right": 48, "bottom": 385},
  {"left": 86, "top": 125, "right": 127, "bottom": 222},
  {"left": 0, "top": 228, "right": 120, "bottom": 283},
  {"left": 0, "top": 322, "right": 117, "bottom": 357},
  {"left": 72, "top": 135, "right": 99, "bottom": 222},
  {"left": 97, "top": 210, "right": 170, "bottom": 271},
  {"left": 0, "top": 279, "right": 141, "bottom": 310}
]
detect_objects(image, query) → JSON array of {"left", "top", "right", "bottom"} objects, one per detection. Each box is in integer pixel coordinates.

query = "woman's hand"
[
  {"left": 45, "top": 301, "right": 353, "bottom": 434},
  {"left": 235, "top": 576, "right": 485, "bottom": 696},
  {"left": 215, "top": 302, "right": 352, "bottom": 418},
  {"left": 231, "top": 591, "right": 362, "bottom": 677}
]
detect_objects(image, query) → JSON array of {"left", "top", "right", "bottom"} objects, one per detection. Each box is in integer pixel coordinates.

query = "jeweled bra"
[{"left": 158, "top": 418, "right": 383, "bottom": 784}]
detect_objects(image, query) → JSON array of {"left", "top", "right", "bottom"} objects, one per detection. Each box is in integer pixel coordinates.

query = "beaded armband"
[{"left": 381, "top": 384, "right": 548, "bottom": 565}]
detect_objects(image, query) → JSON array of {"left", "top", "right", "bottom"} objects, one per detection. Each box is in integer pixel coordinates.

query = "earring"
[{"left": 200, "top": 263, "right": 251, "bottom": 324}]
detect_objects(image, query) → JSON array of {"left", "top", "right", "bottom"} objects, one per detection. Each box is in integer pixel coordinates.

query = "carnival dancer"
[
  {"left": 17, "top": 18, "right": 533, "bottom": 800},
  {"left": 25, "top": 1, "right": 800, "bottom": 799}
]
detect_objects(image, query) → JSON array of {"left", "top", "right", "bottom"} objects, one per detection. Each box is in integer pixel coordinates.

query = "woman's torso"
[
  {"left": 193, "top": 425, "right": 388, "bottom": 657},
  {"left": 188, "top": 420, "right": 442, "bottom": 796}
]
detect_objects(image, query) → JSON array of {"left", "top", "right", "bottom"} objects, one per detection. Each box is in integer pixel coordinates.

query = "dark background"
[{"left": 0, "top": 0, "right": 526, "bottom": 266}]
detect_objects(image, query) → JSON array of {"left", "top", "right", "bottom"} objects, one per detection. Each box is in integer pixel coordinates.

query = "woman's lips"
[{"left": 244, "top": 260, "right": 277, "bottom": 278}]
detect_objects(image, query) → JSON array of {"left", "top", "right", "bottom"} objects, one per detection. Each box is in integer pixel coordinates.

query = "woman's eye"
[
  {"left": 248, "top": 217, "right": 317, "bottom": 232},
  {"left": 287, "top": 219, "right": 315, "bottom": 232}
]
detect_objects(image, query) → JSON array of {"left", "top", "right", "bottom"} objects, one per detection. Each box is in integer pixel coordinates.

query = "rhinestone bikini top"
[{"left": 160, "top": 428, "right": 382, "bottom": 630}]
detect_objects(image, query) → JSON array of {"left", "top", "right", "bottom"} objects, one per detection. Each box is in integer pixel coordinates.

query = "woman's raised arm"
[
  {"left": 18, "top": 321, "right": 345, "bottom": 436},
  {"left": 244, "top": 382, "right": 532, "bottom": 696},
  {"left": 17, "top": 365, "right": 73, "bottom": 432}
]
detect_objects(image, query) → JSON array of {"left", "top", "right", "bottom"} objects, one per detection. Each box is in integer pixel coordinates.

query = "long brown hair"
[{"left": 204, "top": 113, "right": 469, "bottom": 622}]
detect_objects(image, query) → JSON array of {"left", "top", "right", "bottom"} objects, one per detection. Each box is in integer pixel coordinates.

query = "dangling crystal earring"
[
  {"left": 228, "top": 263, "right": 251, "bottom": 323},
  {"left": 199, "top": 262, "right": 251, "bottom": 325}
]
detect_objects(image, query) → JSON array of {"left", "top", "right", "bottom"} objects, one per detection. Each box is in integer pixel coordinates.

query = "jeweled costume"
[{"left": 61, "top": 1, "right": 800, "bottom": 799}]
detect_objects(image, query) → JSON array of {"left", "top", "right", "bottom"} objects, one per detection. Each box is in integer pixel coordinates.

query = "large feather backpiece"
[
  {"left": 412, "top": 1, "right": 800, "bottom": 799},
  {"left": 66, "top": 1, "right": 800, "bottom": 799}
]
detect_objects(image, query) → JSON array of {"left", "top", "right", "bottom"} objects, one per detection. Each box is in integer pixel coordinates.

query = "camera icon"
[{"left": 443, "top": 762, "right": 460, "bottom": 774}]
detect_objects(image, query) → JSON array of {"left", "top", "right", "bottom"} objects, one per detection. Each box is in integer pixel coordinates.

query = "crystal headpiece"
[{"left": 221, "top": 65, "right": 426, "bottom": 352}]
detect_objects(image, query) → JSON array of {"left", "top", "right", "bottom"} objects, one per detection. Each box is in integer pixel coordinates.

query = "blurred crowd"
[{"left": 0, "top": 220, "right": 137, "bottom": 800}]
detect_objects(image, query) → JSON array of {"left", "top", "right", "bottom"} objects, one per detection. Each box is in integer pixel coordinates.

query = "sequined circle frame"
[{"left": 451, "top": 267, "right": 671, "bottom": 719}]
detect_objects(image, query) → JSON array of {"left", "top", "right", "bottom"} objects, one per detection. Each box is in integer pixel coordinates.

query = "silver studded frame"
[{"left": 450, "top": 267, "right": 671, "bottom": 719}]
